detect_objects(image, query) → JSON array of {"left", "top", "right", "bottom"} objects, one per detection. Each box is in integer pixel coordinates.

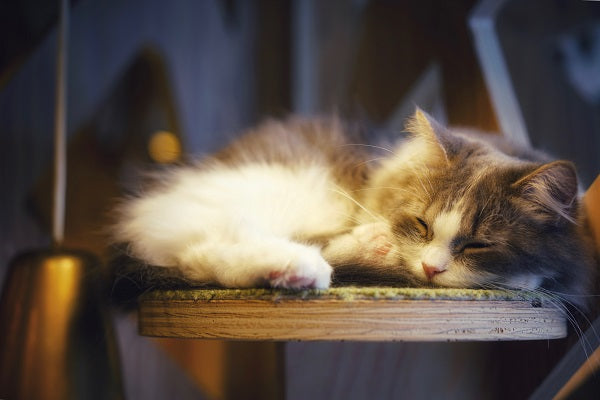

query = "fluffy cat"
[{"left": 111, "top": 109, "right": 596, "bottom": 307}]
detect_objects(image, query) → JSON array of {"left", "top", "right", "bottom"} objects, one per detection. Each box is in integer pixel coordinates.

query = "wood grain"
[{"left": 138, "top": 288, "right": 567, "bottom": 341}]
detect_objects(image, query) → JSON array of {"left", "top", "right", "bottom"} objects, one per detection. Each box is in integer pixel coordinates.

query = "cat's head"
[{"left": 367, "top": 109, "right": 595, "bottom": 305}]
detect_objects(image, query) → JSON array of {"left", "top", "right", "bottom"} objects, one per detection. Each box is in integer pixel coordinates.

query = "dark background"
[{"left": 1, "top": 0, "right": 599, "bottom": 399}]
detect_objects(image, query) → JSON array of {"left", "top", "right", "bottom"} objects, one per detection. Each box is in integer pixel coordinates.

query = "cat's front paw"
[
  {"left": 322, "top": 222, "right": 396, "bottom": 267},
  {"left": 267, "top": 246, "right": 332, "bottom": 289},
  {"left": 351, "top": 222, "right": 394, "bottom": 258}
]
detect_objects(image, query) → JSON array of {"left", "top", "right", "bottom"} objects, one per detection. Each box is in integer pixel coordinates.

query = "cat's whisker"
[
  {"left": 404, "top": 164, "right": 433, "bottom": 199},
  {"left": 532, "top": 293, "right": 589, "bottom": 353},
  {"left": 352, "top": 157, "right": 388, "bottom": 169},
  {"left": 481, "top": 282, "right": 580, "bottom": 329},
  {"left": 532, "top": 287, "right": 600, "bottom": 299},
  {"left": 331, "top": 211, "right": 363, "bottom": 226},
  {"left": 328, "top": 185, "right": 385, "bottom": 224},
  {"left": 413, "top": 161, "right": 435, "bottom": 195},
  {"left": 348, "top": 186, "right": 417, "bottom": 194},
  {"left": 539, "top": 294, "right": 593, "bottom": 357},
  {"left": 534, "top": 286, "right": 600, "bottom": 346},
  {"left": 341, "top": 143, "right": 397, "bottom": 156},
  {"left": 481, "top": 280, "right": 595, "bottom": 357},
  {"left": 415, "top": 178, "right": 431, "bottom": 199},
  {"left": 478, "top": 195, "right": 492, "bottom": 219}
]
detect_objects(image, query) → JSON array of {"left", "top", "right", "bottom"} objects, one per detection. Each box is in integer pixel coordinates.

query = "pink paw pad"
[
  {"left": 365, "top": 233, "right": 393, "bottom": 257},
  {"left": 268, "top": 271, "right": 316, "bottom": 289},
  {"left": 373, "top": 239, "right": 392, "bottom": 256}
]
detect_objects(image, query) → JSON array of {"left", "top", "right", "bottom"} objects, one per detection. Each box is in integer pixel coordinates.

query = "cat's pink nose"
[{"left": 422, "top": 262, "right": 445, "bottom": 280}]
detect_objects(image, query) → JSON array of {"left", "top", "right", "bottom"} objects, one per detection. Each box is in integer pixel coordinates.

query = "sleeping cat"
[{"left": 111, "top": 109, "right": 596, "bottom": 307}]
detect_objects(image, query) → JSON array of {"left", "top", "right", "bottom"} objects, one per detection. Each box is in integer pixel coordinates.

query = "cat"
[{"left": 110, "top": 109, "right": 597, "bottom": 308}]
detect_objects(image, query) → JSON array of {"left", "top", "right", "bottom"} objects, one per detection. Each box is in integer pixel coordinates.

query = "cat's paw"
[
  {"left": 351, "top": 222, "right": 394, "bottom": 259},
  {"left": 267, "top": 246, "right": 332, "bottom": 289},
  {"left": 322, "top": 222, "right": 396, "bottom": 267}
]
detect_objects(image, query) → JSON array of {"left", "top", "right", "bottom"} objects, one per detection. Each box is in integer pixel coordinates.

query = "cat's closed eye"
[
  {"left": 459, "top": 241, "right": 492, "bottom": 253},
  {"left": 415, "top": 217, "right": 428, "bottom": 238}
]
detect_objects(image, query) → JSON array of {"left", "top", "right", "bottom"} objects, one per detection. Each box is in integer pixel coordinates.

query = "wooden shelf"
[{"left": 138, "top": 287, "right": 566, "bottom": 341}]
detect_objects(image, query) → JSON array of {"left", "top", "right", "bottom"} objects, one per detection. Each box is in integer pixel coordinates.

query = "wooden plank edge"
[{"left": 138, "top": 298, "right": 567, "bottom": 342}]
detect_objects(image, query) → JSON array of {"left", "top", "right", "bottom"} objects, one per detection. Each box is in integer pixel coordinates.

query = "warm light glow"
[
  {"left": 39, "top": 255, "right": 82, "bottom": 398},
  {"left": 0, "top": 252, "right": 85, "bottom": 400},
  {"left": 148, "top": 130, "right": 181, "bottom": 163}
]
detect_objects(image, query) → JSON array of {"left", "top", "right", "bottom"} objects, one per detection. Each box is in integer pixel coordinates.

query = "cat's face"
[
  {"left": 366, "top": 110, "right": 590, "bottom": 296},
  {"left": 388, "top": 163, "right": 565, "bottom": 290}
]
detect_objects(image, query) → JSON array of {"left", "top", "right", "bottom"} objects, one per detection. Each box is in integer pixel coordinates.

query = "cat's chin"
[
  {"left": 501, "top": 275, "right": 544, "bottom": 291},
  {"left": 422, "top": 272, "right": 491, "bottom": 290}
]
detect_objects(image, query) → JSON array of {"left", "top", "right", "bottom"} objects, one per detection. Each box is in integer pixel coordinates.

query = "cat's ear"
[
  {"left": 512, "top": 160, "right": 579, "bottom": 224},
  {"left": 407, "top": 108, "right": 461, "bottom": 162}
]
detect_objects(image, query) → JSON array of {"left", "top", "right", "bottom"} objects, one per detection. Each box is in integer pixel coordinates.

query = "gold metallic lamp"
[
  {"left": 0, "top": 1, "right": 123, "bottom": 398},
  {"left": 0, "top": 250, "right": 123, "bottom": 399}
]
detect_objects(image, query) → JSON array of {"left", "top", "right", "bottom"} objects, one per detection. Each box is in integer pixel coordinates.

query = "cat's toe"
[
  {"left": 268, "top": 271, "right": 316, "bottom": 288},
  {"left": 267, "top": 247, "right": 332, "bottom": 289}
]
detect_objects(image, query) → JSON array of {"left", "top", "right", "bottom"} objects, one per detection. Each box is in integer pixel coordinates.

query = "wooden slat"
[{"left": 138, "top": 288, "right": 567, "bottom": 342}]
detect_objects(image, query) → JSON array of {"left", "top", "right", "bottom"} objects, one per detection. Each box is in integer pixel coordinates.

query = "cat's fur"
[{"left": 111, "top": 110, "right": 596, "bottom": 307}]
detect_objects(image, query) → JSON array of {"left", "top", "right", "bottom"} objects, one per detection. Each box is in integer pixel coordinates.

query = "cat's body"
[{"left": 112, "top": 110, "right": 596, "bottom": 307}]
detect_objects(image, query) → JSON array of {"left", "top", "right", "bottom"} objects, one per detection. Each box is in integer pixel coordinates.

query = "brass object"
[{"left": 0, "top": 249, "right": 123, "bottom": 400}]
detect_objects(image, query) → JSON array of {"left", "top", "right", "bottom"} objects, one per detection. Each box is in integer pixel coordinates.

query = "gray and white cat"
[{"left": 111, "top": 109, "right": 596, "bottom": 307}]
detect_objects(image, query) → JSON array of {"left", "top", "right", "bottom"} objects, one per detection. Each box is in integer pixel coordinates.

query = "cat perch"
[
  {"left": 136, "top": 171, "right": 599, "bottom": 342},
  {"left": 136, "top": 176, "right": 600, "bottom": 342},
  {"left": 137, "top": 173, "right": 600, "bottom": 343},
  {"left": 138, "top": 287, "right": 566, "bottom": 341}
]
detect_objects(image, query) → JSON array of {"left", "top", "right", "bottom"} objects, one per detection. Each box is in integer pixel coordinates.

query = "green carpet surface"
[{"left": 140, "top": 287, "right": 542, "bottom": 303}]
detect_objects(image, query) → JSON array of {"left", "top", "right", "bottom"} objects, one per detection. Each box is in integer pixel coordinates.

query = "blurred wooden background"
[{"left": 1, "top": 0, "right": 598, "bottom": 399}]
